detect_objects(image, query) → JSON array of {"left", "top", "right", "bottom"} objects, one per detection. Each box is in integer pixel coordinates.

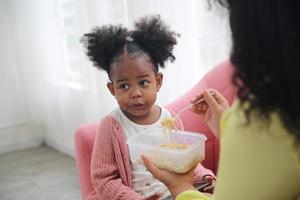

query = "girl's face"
[{"left": 107, "top": 54, "right": 163, "bottom": 123}]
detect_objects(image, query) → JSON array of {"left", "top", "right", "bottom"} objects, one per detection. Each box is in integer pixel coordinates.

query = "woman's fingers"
[
  {"left": 142, "top": 155, "right": 198, "bottom": 198},
  {"left": 192, "top": 89, "right": 228, "bottom": 107},
  {"left": 141, "top": 155, "right": 196, "bottom": 185},
  {"left": 207, "top": 89, "right": 226, "bottom": 104},
  {"left": 190, "top": 89, "right": 229, "bottom": 138},
  {"left": 203, "top": 90, "right": 221, "bottom": 112},
  {"left": 141, "top": 155, "right": 159, "bottom": 177},
  {"left": 201, "top": 89, "right": 229, "bottom": 115},
  {"left": 141, "top": 155, "right": 175, "bottom": 189},
  {"left": 191, "top": 103, "right": 208, "bottom": 114}
]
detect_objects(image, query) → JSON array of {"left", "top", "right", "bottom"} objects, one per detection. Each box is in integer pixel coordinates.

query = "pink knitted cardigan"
[{"left": 86, "top": 115, "right": 215, "bottom": 200}]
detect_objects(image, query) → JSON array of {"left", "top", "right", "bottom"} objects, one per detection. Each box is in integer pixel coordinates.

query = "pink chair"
[{"left": 74, "top": 60, "right": 236, "bottom": 199}]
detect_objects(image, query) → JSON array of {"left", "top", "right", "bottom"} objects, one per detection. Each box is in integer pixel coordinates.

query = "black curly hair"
[
  {"left": 80, "top": 15, "right": 178, "bottom": 79},
  {"left": 216, "top": 0, "right": 300, "bottom": 143}
]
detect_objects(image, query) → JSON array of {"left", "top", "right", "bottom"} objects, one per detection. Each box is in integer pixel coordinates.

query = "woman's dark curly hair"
[
  {"left": 80, "top": 15, "right": 178, "bottom": 78},
  {"left": 216, "top": 0, "right": 300, "bottom": 143}
]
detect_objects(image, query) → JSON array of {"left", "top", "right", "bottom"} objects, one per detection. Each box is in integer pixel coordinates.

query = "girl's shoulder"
[
  {"left": 97, "top": 113, "right": 124, "bottom": 137},
  {"left": 100, "top": 114, "right": 118, "bottom": 125},
  {"left": 99, "top": 108, "right": 123, "bottom": 126}
]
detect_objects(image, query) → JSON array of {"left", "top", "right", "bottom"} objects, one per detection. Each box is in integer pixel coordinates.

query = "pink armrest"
[
  {"left": 74, "top": 60, "right": 236, "bottom": 199},
  {"left": 74, "top": 124, "right": 97, "bottom": 200}
]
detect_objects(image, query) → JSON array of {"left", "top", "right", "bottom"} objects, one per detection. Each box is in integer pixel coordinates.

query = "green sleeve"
[
  {"left": 176, "top": 190, "right": 211, "bottom": 200},
  {"left": 177, "top": 101, "right": 300, "bottom": 200}
]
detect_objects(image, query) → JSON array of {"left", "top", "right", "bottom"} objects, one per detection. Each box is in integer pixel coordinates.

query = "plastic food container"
[{"left": 127, "top": 130, "right": 207, "bottom": 174}]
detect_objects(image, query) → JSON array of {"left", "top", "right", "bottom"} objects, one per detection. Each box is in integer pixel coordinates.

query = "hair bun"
[
  {"left": 131, "top": 15, "right": 179, "bottom": 68},
  {"left": 80, "top": 25, "right": 129, "bottom": 73}
]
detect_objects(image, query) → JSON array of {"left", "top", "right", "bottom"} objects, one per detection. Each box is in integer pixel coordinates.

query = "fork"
[{"left": 173, "top": 91, "right": 215, "bottom": 120}]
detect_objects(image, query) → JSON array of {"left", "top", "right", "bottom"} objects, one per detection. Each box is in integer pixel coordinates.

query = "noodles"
[
  {"left": 160, "top": 117, "right": 177, "bottom": 134},
  {"left": 160, "top": 117, "right": 189, "bottom": 150},
  {"left": 160, "top": 143, "right": 189, "bottom": 149}
]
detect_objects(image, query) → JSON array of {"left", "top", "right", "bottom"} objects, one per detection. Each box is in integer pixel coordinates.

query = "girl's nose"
[{"left": 131, "top": 87, "right": 142, "bottom": 98}]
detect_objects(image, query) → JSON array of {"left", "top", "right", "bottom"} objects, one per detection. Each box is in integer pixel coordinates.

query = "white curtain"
[{"left": 1, "top": 0, "right": 230, "bottom": 156}]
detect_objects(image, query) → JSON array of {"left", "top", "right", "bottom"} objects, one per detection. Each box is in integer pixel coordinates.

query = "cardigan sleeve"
[{"left": 89, "top": 116, "right": 142, "bottom": 200}]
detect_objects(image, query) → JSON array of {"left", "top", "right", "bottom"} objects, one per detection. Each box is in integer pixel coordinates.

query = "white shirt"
[{"left": 110, "top": 106, "right": 172, "bottom": 199}]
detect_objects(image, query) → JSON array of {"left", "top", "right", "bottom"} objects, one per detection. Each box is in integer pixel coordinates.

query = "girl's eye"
[
  {"left": 140, "top": 80, "right": 149, "bottom": 86},
  {"left": 119, "top": 83, "right": 129, "bottom": 90}
]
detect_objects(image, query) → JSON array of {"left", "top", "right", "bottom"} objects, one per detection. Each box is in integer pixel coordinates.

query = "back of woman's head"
[
  {"left": 218, "top": 0, "right": 300, "bottom": 142},
  {"left": 80, "top": 15, "right": 178, "bottom": 78}
]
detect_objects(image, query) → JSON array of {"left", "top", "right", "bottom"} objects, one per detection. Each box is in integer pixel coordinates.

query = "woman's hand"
[
  {"left": 141, "top": 155, "right": 197, "bottom": 198},
  {"left": 191, "top": 88, "right": 229, "bottom": 138}
]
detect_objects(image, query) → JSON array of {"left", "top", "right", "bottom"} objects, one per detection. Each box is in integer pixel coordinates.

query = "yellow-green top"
[{"left": 177, "top": 100, "right": 300, "bottom": 200}]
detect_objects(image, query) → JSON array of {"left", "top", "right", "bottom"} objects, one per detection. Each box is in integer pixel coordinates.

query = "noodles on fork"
[{"left": 160, "top": 117, "right": 177, "bottom": 135}]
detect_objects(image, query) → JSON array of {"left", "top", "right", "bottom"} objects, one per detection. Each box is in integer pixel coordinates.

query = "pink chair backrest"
[{"left": 74, "top": 60, "right": 236, "bottom": 199}]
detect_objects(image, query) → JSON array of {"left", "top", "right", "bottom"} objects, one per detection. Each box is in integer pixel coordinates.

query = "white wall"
[
  {"left": 0, "top": 1, "right": 44, "bottom": 155},
  {"left": 0, "top": 0, "right": 82, "bottom": 157},
  {"left": 0, "top": 0, "right": 113, "bottom": 157}
]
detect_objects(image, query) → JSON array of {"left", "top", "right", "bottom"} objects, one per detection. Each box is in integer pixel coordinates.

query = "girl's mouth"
[{"left": 131, "top": 103, "right": 145, "bottom": 110}]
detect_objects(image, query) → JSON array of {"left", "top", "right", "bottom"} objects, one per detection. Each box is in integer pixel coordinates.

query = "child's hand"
[{"left": 196, "top": 175, "right": 216, "bottom": 193}]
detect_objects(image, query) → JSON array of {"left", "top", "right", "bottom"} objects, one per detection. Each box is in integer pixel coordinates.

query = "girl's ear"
[
  {"left": 155, "top": 73, "right": 163, "bottom": 92},
  {"left": 107, "top": 82, "right": 115, "bottom": 96}
]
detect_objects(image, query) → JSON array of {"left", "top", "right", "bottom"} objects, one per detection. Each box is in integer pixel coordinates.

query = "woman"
[{"left": 142, "top": 0, "right": 300, "bottom": 199}]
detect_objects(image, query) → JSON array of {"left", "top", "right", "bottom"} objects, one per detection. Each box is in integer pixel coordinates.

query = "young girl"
[{"left": 81, "top": 15, "right": 215, "bottom": 200}]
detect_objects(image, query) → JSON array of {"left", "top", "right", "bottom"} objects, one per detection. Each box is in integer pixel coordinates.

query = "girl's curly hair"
[
  {"left": 80, "top": 25, "right": 130, "bottom": 75},
  {"left": 80, "top": 15, "right": 178, "bottom": 77}
]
